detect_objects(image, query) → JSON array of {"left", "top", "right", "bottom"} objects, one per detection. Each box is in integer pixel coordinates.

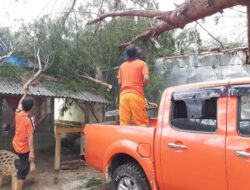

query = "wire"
[
  {"left": 90, "top": 0, "right": 105, "bottom": 46},
  {"left": 50, "top": 0, "right": 58, "bottom": 16},
  {"left": 229, "top": 7, "right": 247, "bottom": 14},
  {"left": 196, "top": 21, "right": 224, "bottom": 49},
  {"left": 35, "top": 0, "right": 54, "bottom": 20}
]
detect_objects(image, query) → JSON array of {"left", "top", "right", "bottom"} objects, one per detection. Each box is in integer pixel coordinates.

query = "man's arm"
[
  {"left": 117, "top": 67, "right": 122, "bottom": 86},
  {"left": 142, "top": 62, "right": 150, "bottom": 87},
  {"left": 118, "top": 79, "right": 122, "bottom": 86},
  {"left": 143, "top": 75, "right": 149, "bottom": 86},
  {"left": 28, "top": 133, "right": 35, "bottom": 161}
]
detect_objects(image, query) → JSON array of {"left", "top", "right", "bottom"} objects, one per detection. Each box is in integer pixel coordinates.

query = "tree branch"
[
  {"left": 0, "top": 47, "right": 17, "bottom": 64},
  {"left": 61, "top": 0, "right": 77, "bottom": 27},
  {"left": 77, "top": 73, "right": 112, "bottom": 90},
  {"left": 195, "top": 21, "right": 224, "bottom": 48},
  {"left": 23, "top": 49, "right": 43, "bottom": 92},
  {"left": 87, "top": 0, "right": 247, "bottom": 45},
  {"left": 120, "top": 22, "right": 176, "bottom": 47},
  {"left": 87, "top": 10, "right": 169, "bottom": 24}
]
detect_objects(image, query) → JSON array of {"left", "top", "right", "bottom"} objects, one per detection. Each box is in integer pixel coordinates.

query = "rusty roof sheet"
[{"left": 0, "top": 78, "right": 109, "bottom": 104}]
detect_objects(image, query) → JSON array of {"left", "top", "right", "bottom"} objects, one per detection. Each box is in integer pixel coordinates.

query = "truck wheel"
[{"left": 112, "top": 162, "right": 151, "bottom": 190}]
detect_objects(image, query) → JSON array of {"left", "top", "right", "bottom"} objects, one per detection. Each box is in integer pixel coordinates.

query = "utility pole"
[{"left": 248, "top": 3, "right": 250, "bottom": 63}]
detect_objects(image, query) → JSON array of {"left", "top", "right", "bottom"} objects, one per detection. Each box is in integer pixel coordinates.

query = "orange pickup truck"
[{"left": 83, "top": 78, "right": 250, "bottom": 190}]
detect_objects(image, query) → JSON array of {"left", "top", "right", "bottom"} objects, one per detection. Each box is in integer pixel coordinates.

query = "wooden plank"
[
  {"left": 0, "top": 97, "right": 2, "bottom": 135},
  {"left": 54, "top": 123, "right": 86, "bottom": 170},
  {"left": 51, "top": 98, "right": 55, "bottom": 131},
  {"left": 85, "top": 103, "right": 90, "bottom": 123},
  {"left": 54, "top": 132, "right": 61, "bottom": 170},
  {"left": 56, "top": 127, "right": 84, "bottom": 134},
  {"left": 80, "top": 133, "right": 84, "bottom": 155},
  {"left": 55, "top": 120, "right": 81, "bottom": 127}
]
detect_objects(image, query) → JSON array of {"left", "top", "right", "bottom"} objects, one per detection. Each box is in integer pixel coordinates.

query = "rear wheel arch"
[
  {"left": 108, "top": 153, "right": 149, "bottom": 188},
  {"left": 112, "top": 162, "right": 151, "bottom": 190},
  {"left": 108, "top": 153, "right": 139, "bottom": 178}
]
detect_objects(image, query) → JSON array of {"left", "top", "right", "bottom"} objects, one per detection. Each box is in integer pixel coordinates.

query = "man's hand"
[{"left": 29, "top": 152, "right": 35, "bottom": 161}]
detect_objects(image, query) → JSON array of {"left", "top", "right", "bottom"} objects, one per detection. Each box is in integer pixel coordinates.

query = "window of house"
[
  {"left": 238, "top": 96, "right": 250, "bottom": 136},
  {"left": 171, "top": 97, "right": 217, "bottom": 133}
]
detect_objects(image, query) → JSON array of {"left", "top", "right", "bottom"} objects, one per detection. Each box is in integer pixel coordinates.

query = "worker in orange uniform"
[
  {"left": 117, "top": 44, "right": 149, "bottom": 126},
  {"left": 12, "top": 90, "right": 35, "bottom": 190}
]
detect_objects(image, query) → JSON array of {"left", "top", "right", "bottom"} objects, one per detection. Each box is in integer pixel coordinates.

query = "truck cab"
[{"left": 83, "top": 78, "right": 250, "bottom": 190}]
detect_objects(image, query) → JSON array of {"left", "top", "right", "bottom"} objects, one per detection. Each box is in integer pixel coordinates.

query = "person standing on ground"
[
  {"left": 117, "top": 44, "right": 150, "bottom": 126},
  {"left": 12, "top": 91, "right": 35, "bottom": 190}
]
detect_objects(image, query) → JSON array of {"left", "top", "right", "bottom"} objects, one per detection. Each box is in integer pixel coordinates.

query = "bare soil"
[{"left": 1, "top": 150, "right": 111, "bottom": 190}]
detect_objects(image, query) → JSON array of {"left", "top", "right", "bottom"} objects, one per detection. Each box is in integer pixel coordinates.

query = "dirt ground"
[{"left": 1, "top": 150, "right": 111, "bottom": 190}]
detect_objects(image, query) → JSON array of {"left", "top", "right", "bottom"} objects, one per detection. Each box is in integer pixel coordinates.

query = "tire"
[{"left": 112, "top": 162, "right": 151, "bottom": 190}]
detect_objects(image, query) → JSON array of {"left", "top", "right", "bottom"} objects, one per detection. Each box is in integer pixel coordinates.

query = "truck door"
[
  {"left": 160, "top": 87, "right": 227, "bottom": 190},
  {"left": 226, "top": 85, "right": 250, "bottom": 190}
]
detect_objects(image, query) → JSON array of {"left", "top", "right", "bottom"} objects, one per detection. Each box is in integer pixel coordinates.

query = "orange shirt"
[
  {"left": 12, "top": 111, "right": 34, "bottom": 154},
  {"left": 117, "top": 59, "right": 149, "bottom": 97}
]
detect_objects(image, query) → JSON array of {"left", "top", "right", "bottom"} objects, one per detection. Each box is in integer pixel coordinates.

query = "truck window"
[
  {"left": 238, "top": 96, "right": 250, "bottom": 136},
  {"left": 171, "top": 98, "right": 217, "bottom": 132}
]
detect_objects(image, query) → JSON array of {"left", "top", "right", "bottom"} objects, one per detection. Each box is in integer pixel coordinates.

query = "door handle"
[
  {"left": 168, "top": 143, "right": 188, "bottom": 150},
  {"left": 235, "top": 151, "right": 250, "bottom": 158}
]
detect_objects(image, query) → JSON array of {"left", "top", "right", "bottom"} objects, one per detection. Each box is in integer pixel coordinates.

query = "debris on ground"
[{"left": 61, "top": 159, "right": 86, "bottom": 170}]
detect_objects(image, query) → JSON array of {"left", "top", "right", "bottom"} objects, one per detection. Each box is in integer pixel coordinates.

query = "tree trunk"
[{"left": 88, "top": 0, "right": 248, "bottom": 46}]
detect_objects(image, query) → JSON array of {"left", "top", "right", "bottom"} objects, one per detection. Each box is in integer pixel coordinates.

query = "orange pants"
[{"left": 119, "top": 93, "right": 149, "bottom": 126}]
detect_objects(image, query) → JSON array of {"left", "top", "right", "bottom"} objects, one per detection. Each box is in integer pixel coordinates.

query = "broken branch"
[
  {"left": 23, "top": 49, "right": 43, "bottom": 92},
  {"left": 78, "top": 73, "right": 112, "bottom": 90},
  {"left": 0, "top": 47, "right": 17, "bottom": 64},
  {"left": 87, "top": 0, "right": 246, "bottom": 45}
]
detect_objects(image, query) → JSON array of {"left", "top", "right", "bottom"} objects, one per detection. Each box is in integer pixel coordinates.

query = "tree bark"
[
  {"left": 23, "top": 50, "right": 43, "bottom": 92},
  {"left": 88, "top": 0, "right": 247, "bottom": 46}
]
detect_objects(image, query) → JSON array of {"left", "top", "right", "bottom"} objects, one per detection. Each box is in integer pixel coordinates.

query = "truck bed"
[{"left": 83, "top": 118, "right": 157, "bottom": 173}]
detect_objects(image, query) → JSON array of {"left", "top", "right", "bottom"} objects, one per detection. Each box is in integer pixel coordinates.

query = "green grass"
[
  {"left": 53, "top": 176, "right": 59, "bottom": 185},
  {"left": 84, "top": 177, "right": 102, "bottom": 188}
]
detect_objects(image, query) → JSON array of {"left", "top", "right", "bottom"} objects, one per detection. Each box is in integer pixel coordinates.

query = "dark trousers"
[{"left": 16, "top": 152, "right": 30, "bottom": 180}]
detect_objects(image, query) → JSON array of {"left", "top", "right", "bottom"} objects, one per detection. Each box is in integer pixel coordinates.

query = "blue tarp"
[{"left": 6, "top": 55, "right": 29, "bottom": 68}]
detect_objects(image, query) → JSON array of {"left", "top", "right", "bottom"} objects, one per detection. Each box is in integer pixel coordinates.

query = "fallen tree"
[{"left": 88, "top": 0, "right": 248, "bottom": 46}]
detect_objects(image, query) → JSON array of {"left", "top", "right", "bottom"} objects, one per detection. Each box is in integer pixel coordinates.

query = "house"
[{"left": 0, "top": 77, "right": 109, "bottom": 151}]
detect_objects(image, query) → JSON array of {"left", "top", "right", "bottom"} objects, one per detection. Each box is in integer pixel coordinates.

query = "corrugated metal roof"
[
  {"left": 0, "top": 79, "right": 54, "bottom": 97},
  {"left": 0, "top": 78, "right": 109, "bottom": 104},
  {"left": 56, "top": 91, "right": 109, "bottom": 104}
]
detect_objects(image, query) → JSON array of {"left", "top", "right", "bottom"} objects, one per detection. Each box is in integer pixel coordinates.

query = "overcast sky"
[{"left": 0, "top": 0, "right": 247, "bottom": 45}]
